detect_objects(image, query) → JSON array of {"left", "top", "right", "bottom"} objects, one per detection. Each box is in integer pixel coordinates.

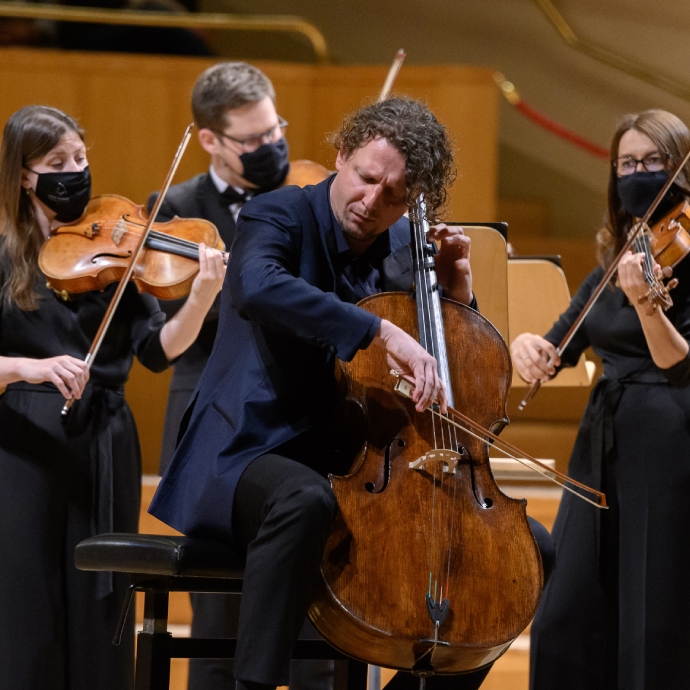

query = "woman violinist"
[
  {"left": 511, "top": 109, "right": 690, "bottom": 690},
  {"left": 0, "top": 105, "right": 225, "bottom": 690}
]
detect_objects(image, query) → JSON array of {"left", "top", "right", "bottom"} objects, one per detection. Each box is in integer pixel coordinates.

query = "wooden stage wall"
[{"left": 0, "top": 48, "right": 499, "bottom": 474}]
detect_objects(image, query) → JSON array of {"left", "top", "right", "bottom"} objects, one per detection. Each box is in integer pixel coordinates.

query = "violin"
[
  {"left": 39, "top": 194, "right": 225, "bottom": 301},
  {"left": 647, "top": 198, "right": 690, "bottom": 270},
  {"left": 284, "top": 159, "right": 331, "bottom": 187}
]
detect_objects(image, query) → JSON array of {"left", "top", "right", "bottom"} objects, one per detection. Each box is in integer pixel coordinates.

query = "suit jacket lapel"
[{"left": 305, "top": 178, "right": 338, "bottom": 292}]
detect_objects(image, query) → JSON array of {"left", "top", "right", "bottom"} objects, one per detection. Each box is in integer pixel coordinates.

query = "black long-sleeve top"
[
  {"left": 546, "top": 258, "right": 690, "bottom": 388},
  {"left": 0, "top": 246, "right": 170, "bottom": 390}
]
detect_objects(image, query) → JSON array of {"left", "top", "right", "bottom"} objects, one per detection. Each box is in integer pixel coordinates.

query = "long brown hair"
[
  {"left": 0, "top": 106, "right": 85, "bottom": 310},
  {"left": 597, "top": 109, "right": 690, "bottom": 269}
]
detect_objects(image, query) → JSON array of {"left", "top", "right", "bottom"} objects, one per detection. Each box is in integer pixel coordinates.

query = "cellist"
[{"left": 149, "top": 96, "right": 556, "bottom": 690}]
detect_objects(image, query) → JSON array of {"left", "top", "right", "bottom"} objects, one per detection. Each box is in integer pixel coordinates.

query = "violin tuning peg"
[{"left": 667, "top": 278, "right": 679, "bottom": 291}]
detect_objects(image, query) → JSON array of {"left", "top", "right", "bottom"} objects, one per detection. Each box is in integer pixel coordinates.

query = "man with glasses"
[
  {"left": 149, "top": 62, "right": 291, "bottom": 477},
  {"left": 147, "top": 62, "right": 327, "bottom": 690}
]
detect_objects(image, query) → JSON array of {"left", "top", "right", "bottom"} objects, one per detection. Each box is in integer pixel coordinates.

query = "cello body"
[{"left": 308, "top": 292, "right": 543, "bottom": 674}]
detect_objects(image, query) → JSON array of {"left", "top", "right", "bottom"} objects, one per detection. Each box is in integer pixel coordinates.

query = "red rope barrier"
[{"left": 494, "top": 73, "right": 610, "bottom": 160}]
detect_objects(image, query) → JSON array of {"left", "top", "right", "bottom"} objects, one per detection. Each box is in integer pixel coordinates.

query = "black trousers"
[
  {"left": 187, "top": 593, "right": 334, "bottom": 690},
  {"left": 231, "top": 453, "right": 555, "bottom": 690}
]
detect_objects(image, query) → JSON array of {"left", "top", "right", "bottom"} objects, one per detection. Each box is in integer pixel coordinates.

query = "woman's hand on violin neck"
[
  {"left": 0, "top": 355, "right": 89, "bottom": 400},
  {"left": 427, "top": 223, "right": 473, "bottom": 305},
  {"left": 510, "top": 333, "right": 560, "bottom": 383},
  {"left": 374, "top": 319, "right": 447, "bottom": 413},
  {"left": 617, "top": 251, "right": 690, "bottom": 368},
  {"left": 618, "top": 250, "right": 652, "bottom": 304},
  {"left": 158, "top": 244, "right": 227, "bottom": 361},
  {"left": 188, "top": 243, "right": 227, "bottom": 307}
]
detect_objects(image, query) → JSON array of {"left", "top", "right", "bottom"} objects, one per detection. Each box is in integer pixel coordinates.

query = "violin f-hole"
[{"left": 91, "top": 250, "right": 133, "bottom": 264}]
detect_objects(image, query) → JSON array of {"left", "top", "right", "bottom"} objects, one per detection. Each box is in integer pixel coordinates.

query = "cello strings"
[
  {"left": 428, "top": 407, "right": 606, "bottom": 509},
  {"left": 411, "top": 206, "right": 443, "bottom": 601},
  {"left": 445, "top": 461, "right": 459, "bottom": 600},
  {"left": 413, "top": 205, "right": 458, "bottom": 606}
]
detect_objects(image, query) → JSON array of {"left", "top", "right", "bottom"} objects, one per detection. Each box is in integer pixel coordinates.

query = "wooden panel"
[
  {"left": 463, "top": 226, "right": 508, "bottom": 341},
  {"left": 507, "top": 259, "right": 593, "bottom": 388}
]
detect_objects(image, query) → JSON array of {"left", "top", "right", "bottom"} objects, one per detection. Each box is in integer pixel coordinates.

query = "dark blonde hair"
[
  {"left": 0, "top": 105, "right": 84, "bottom": 310},
  {"left": 597, "top": 109, "right": 690, "bottom": 269},
  {"left": 191, "top": 62, "right": 275, "bottom": 133},
  {"left": 330, "top": 97, "right": 456, "bottom": 222}
]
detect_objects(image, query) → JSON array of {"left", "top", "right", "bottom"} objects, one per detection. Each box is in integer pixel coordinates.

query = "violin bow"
[
  {"left": 519, "top": 145, "right": 690, "bottom": 411},
  {"left": 378, "top": 49, "right": 406, "bottom": 103},
  {"left": 61, "top": 124, "right": 194, "bottom": 416},
  {"left": 376, "top": 50, "right": 605, "bottom": 502}
]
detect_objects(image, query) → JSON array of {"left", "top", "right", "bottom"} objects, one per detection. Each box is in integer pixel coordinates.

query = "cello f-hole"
[
  {"left": 464, "top": 448, "right": 493, "bottom": 509},
  {"left": 365, "top": 437, "right": 403, "bottom": 494}
]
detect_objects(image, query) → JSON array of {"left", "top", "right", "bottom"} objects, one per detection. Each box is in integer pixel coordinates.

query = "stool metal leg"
[
  {"left": 368, "top": 665, "right": 382, "bottom": 690},
  {"left": 135, "top": 588, "right": 173, "bottom": 690}
]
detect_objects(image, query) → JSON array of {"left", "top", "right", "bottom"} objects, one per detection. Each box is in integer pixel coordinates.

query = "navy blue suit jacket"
[{"left": 149, "top": 177, "right": 414, "bottom": 541}]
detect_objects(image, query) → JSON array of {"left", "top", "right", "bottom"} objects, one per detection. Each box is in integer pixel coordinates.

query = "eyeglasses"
[
  {"left": 215, "top": 117, "right": 288, "bottom": 152},
  {"left": 614, "top": 151, "right": 668, "bottom": 176}
]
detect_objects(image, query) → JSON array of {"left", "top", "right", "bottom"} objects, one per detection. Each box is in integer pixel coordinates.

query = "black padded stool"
[{"left": 75, "top": 533, "right": 366, "bottom": 690}]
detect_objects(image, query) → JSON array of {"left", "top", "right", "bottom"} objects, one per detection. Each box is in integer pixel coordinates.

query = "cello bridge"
[{"left": 409, "top": 450, "right": 461, "bottom": 474}]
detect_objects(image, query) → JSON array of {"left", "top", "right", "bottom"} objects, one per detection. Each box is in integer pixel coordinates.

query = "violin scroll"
[{"left": 636, "top": 264, "right": 678, "bottom": 315}]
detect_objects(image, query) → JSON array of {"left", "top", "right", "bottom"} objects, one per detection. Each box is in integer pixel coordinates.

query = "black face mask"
[
  {"left": 239, "top": 138, "right": 290, "bottom": 192},
  {"left": 30, "top": 166, "right": 91, "bottom": 222},
  {"left": 616, "top": 170, "right": 677, "bottom": 220}
]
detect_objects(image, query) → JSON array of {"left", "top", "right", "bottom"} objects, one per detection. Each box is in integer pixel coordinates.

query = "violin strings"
[
  {"left": 78, "top": 218, "right": 206, "bottom": 253},
  {"left": 633, "top": 231, "right": 656, "bottom": 286}
]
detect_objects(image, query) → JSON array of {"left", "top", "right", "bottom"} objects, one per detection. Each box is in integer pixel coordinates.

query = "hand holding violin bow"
[{"left": 58, "top": 124, "right": 226, "bottom": 415}]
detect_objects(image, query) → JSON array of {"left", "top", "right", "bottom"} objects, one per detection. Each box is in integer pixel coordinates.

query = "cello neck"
[{"left": 409, "top": 196, "right": 455, "bottom": 407}]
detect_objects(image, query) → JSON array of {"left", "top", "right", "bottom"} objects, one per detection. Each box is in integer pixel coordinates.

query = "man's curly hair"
[{"left": 330, "top": 97, "right": 456, "bottom": 222}]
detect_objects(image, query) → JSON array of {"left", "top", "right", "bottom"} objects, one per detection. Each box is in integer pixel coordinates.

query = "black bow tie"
[{"left": 219, "top": 186, "right": 253, "bottom": 206}]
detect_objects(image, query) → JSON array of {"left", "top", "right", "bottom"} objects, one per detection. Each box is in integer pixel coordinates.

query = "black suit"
[{"left": 147, "top": 173, "right": 236, "bottom": 473}]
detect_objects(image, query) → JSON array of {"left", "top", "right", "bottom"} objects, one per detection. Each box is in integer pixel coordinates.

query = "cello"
[
  {"left": 308, "top": 198, "right": 544, "bottom": 674},
  {"left": 307, "top": 49, "right": 605, "bottom": 677}
]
